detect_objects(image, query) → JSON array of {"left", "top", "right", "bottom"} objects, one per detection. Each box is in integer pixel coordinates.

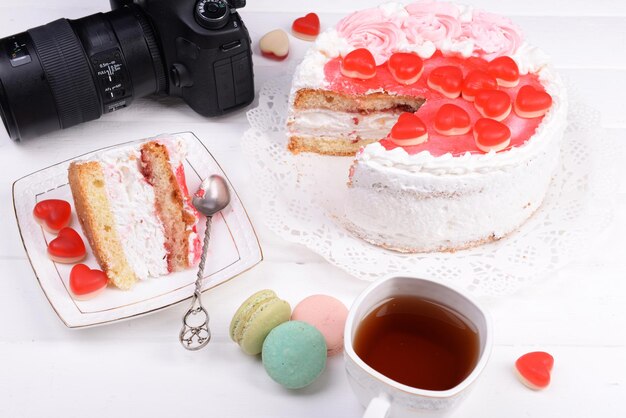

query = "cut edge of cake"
[
  {"left": 140, "top": 141, "right": 197, "bottom": 272},
  {"left": 68, "top": 161, "right": 139, "bottom": 290},
  {"left": 288, "top": 89, "right": 425, "bottom": 155}
]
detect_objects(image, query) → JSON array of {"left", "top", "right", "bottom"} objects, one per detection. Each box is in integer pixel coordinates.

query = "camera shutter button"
[{"left": 170, "top": 63, "right": 193, "bottom": 88}]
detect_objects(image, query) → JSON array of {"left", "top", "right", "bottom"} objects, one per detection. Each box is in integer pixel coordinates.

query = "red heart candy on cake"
[
  {"left": 434, "top": 104, "right": 471, "bottom": 136},
  {"left": 515, "top": 85, "right": 552, "bottom": 118},
  {"left": 69, "top": 264, "right": 108, "bottom": 300},
  {"left": 427, "top": 66, "right": 463, "bottom": 99},
  {"left": 387, "top": 52, "right": 424, "bottom": 85},
  {"left": 33, "top": 199, "right": 71, "bottom": 233},
  {"left": 487, "top": 56, "right": 520, "bottom": 87},
  {"left": 473, "top": 118, "right": 511, "bottom": 153},
  {"left": 292, "top": 13, "right": 320, "bottom": 41},
  {"left": 515, "top": 351, "right": 554, "bottom": 390},
  {"left": 341, "top": 48, "right": 377, "bottom": 80},
  {"left": 390, "top": 112, "right": 428, "bottom": 146},
  {"left": 47, "top": 227, "right": 86, "bottom": 264},
  {"left": 462, "top": 70, "right": 498, "bottom": 101},
  {"left": 474, "top": 89, "right": 512, "bottom": 121}
]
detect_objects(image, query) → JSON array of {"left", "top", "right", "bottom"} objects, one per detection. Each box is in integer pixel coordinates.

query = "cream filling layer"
[
  {"left": 98, "top": 147, "right": 169, "bottom": 280},
  {"left": 289, "top": 109, "right": 401, "bottom": 140}
]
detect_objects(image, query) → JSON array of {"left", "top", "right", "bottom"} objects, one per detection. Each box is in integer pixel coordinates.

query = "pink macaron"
[{"left": 291, "top": 295, "right": 348, "bottom": 356}]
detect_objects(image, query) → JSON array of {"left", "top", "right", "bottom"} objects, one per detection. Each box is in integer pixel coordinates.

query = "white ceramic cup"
[{"left": 344, "top": 276, "right": 493, "bottom": 418}]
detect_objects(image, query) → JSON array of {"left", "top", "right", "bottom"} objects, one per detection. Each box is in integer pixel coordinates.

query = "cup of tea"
[{"left": 344, "top": 276, "right": 492, "bottom": 418}]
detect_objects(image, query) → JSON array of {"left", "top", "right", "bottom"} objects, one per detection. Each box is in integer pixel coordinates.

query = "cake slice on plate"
[{"left": 68, "top": 137, "right": 201, "bottom": 290}]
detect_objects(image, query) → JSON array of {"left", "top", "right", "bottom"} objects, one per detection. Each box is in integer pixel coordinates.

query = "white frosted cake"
[{"left": 287, "top": 1, "right": 567, "bottom": 252}]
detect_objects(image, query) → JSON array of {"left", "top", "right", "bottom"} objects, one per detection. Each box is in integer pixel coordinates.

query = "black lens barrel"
[
  {"left": 0, "top": 6, "right": 165, "bottom": 141},
  {"left": 0, "top": 32, "right": 63, "bottom": 140},
  {"left": 29, "top": 19, "right": 101, "bottom": 130}
]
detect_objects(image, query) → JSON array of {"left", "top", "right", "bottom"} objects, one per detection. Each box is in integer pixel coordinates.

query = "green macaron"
[
  {"left": 229, "top": 289, "right": 291, "bottom": 355},
  {"left": 262, "top": 321, "right": 327, "bottom": 389}
]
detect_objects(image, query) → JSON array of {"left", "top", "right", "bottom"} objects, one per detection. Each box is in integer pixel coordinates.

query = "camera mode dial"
[{"left": 195, "top": 0, "right": 230, "bottom": 30}]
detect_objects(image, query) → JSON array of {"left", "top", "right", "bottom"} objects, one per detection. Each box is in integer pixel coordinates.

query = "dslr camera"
[{"left": 0, "top": 0, "right": 254, "bottom": 141}]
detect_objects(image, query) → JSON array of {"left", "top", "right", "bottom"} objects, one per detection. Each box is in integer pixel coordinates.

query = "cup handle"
[{"left": 363, "top": 394, "right": 391, "bottom": 418}]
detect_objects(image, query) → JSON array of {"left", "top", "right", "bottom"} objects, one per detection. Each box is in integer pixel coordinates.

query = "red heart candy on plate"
[
  {"left": 427, "top": 65, "right": 463, "bottom": 99},
  {"left": 515, "top": 85, "right": 552, "bottom": 118},
  {"left": 434, "top": 104, "right": 471, "bottom": 136},
  {"left": 387, "top": 52, "right": 423, "bottom": 85},
  {"left": 515, "top": 351, "right": 554, "bottom": 390},
  {"left": 487, "top": 56, "right": 520, "bottom": 87},
  {"left": 462, "top": 70, "right": 498, "bottom": 101},
  {"left": 48, "top": 227, "right": 86, "bottom": 264},
  {"left": 33, "top": 199, "right": 71, "bottom": 233},
  {"left": 69, "top": 264, "right": 108, "bottom": 300},
  {"left": 473, "top": 118, "right": 511, "bottom": 153},
  {"left": 292, "top": 13, "right": 320, "bottom": 41},
  {"left": 474, "top": 89, "right": 512, "bottom": 121},
  {"left": 341, "top": 48, "right": 377, "bottom": 80},
  {"left": 390, "top": 112, "right": 428, "bottom": 146}
]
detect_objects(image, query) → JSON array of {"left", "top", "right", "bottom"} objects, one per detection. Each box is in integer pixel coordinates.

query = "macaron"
[
  {"left": 262, "top": 321, "right": 327, "bottom": 389},
  {"left": 291, "top": 294, "right": 348, "bottom": 356},
  {"left": 229, "top": 289, "right": 291, "bottom": 355}
]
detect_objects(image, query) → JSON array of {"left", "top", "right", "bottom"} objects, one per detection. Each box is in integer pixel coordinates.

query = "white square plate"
[{"left": 12, "top": 132, "right": 262, "bottom": 328}]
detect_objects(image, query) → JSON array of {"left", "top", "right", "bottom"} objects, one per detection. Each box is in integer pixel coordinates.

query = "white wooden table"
[{"left": 1, "top": 1, "right": 625, "bottom": 417}]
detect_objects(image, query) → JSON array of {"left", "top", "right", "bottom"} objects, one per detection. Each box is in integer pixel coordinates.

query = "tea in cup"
[{"left": 344, "top": 276, "right": 492, "bottom": 418}]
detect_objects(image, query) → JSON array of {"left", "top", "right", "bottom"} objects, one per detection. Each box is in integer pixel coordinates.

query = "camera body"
[
  {"left": 113, "top": 0, "right": 254, "bottom": 116},
  {"left": 0, "top": 0, "right": 254, "bottom": 140}
]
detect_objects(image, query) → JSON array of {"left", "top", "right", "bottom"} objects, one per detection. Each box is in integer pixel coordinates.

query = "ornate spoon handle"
[{"left": 179, "top": 216, "right": 212, "bottom": 350}]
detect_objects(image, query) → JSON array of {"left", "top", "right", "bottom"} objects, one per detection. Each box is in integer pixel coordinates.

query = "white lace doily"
[{"left": 242, "top": 75, "right": 616, "bottom": 296}]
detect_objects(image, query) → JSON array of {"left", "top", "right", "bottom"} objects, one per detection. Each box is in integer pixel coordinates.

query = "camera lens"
[
  {"left": 0, "top": 6, "right": 166, "bottom": 141},
  {"left": 0, "top": 79, "right": 16, "bottom": 138}
]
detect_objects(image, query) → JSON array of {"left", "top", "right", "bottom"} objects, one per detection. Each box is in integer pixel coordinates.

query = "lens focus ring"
[{"left": 28, "top": 19, "right": 100, "bottom": 129}]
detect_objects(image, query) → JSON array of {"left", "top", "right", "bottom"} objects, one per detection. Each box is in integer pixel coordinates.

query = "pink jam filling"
[
  {"left": 174, "top": 163, "right": 202, "bottom": 265},
  {"left": 323, "top": 51, "right": 546, "bottom": 156}
]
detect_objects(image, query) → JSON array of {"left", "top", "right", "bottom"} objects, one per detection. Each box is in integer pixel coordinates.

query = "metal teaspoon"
[{"left": 179, "top": 175, "right": 231, "bottom": 350}]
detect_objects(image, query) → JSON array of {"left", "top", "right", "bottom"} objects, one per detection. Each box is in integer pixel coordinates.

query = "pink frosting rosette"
[
  {"left": 462, "top": 10, "right": 523, "bottom": 60},
  {"left": 336, "top": 8, "right": 406, "bottom": 65},
  {"left": 402, "top": 1, "right": 462, "bottom": 45}
]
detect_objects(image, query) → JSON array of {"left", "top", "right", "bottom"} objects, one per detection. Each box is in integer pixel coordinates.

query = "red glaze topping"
[
  {"left": 387, "top": 52, "right": 423, "bottom": 85},
  {"left": 292, "top": 13, "right": 320, "bottom": 37},
  {"left": 323, "top": 51, "right": 548, "bottom": 156},
  {"left": 33, "top": 199, "right": 71, "bottom": 233},
  {"left": 473, "top": 118, "right": 511, "bottom": 151},
  {"left": 434, "top": 104, "right": 471, "bottom": 135},
  {"left": 427, "top": 65, "right": 463, "bottom": 98},
  {"left": 47, "top": 227, "right": 86, "bottom": 263},
  {"left": 487, "top": 56, "right": 520, "bottom": 86},
  {"left": 515, "top": 85, "right": 553, "bottom": 118},
  {"left": 462, "top": 70, "right": 498, "bottom": 101},
  {"left": 515, "top": 351, "right": 554, "bottom": 390},
  {"left": 69, "top": 264, "right": 108, "bottom": 298},
  {"left": 341, "top": 48, "right": 377, "bottom": 80},
  {"left": 474, "top": 89, "right": 512, "bottom": 120}
]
